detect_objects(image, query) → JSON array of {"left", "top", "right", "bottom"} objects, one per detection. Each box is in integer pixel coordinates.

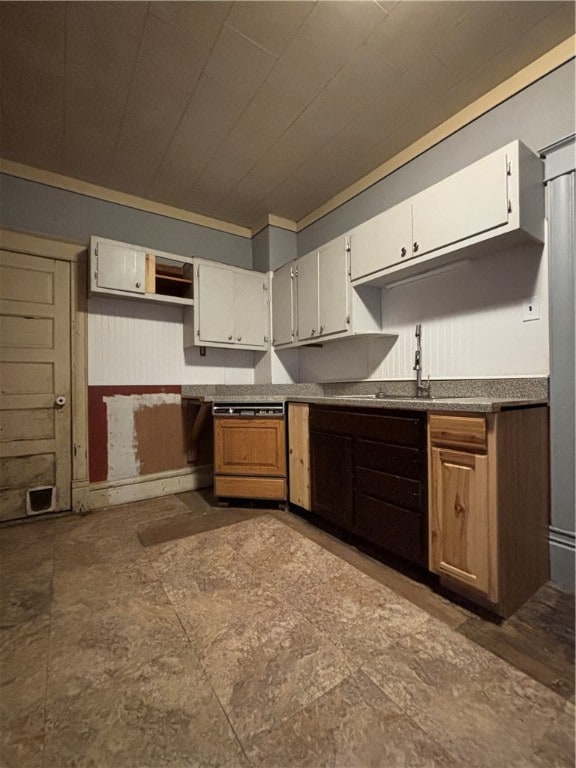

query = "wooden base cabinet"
[
  {"left": 288, "top": 403, "right": 311, "bottom": 510},
  {"left": 429, "top": 408, "right": 550, "bottom": 617}
]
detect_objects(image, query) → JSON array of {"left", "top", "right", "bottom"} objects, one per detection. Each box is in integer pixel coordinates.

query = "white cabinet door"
[
  {"left": 349, "top": 201, "right": 412, "bottom": 281},
  {"left": 296, "top": 251, "right": 319, "bottom": 342},
  {"left": 95, "top": 241, "right": 146, "bottom": 294},
  {"left": 234, "top": 271, "right": 267, "bottom": 347},
  {"left": 197, "top": 263, "right": 235, "bottom": 345},
  {"left": 272, "top": 262, "right": 295, "bottom": 346},
  {"left": 412, "top": 149, "right": 509, "bottom": 257},
  {"left": 318, "top": 237, "right": 348, "bottom": 337}
]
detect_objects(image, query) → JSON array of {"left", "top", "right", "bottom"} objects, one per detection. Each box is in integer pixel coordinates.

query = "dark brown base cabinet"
[{"left": 309, "top": 406, "right": 428, "bottom": 567}]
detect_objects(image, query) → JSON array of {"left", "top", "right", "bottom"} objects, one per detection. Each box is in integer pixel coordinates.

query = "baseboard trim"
[
  {"left": 549, "top": 527, "right": 575, "bottom": 591},
  {"left": 84, "top": 466, "right": 213, "bottom": 511}
]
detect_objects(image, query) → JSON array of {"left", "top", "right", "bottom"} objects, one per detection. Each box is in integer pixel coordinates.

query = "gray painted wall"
[
  {"left": 251, "top": 225, "right": 297, "bottom": 272},
  {"left": 298, "top": 62, "right": 576, "bottom": 255},
  {"left": 0, "top": 174, "right": 252, "bottom": 268}
]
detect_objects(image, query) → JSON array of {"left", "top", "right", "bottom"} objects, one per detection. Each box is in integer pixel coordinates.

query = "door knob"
[{"left": 55, "top": 395, "right": 66, "bottom": 407}]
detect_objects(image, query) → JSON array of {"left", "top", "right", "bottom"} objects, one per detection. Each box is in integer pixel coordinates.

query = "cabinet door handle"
[
  {"left": 400, "top": 247, "right": 407, "bottom": 257},
  {"left": 413, "top": 242, "right": 419, "bottom": 253},
  {"left": 228, "top": 335, "right": 233, "bottom": 340},
  {"left": 135, "top": 281, "right": 141, "bottom": 288},
  {"left": 237, "top": 336, "right": 242, "bottom": 341},
  {"left": 311, "top": 329, "right": 316, "bottom": 336},
  {"left": 319, "top": 325, "right": 324, "bottom": 333}
]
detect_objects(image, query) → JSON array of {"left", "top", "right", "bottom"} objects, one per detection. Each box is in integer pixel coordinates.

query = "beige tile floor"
[{"left": 1, "top": 491, "right": 574, "bottom": 768}]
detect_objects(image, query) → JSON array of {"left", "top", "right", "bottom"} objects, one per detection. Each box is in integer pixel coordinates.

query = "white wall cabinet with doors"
[
  {"left": 351, "top": 140, "right": 544, "bottom": 287},
  {"left": 90, "top": 236, "right": 195, "bottom": 306},
  {"left": 184, "top": 259, "right": 269, "bottom": 351},
  {"left": 272, "top": 235, "right": 384, "bottom": 348}
]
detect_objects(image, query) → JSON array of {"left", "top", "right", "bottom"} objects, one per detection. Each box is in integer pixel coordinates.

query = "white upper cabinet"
[
  {"left": 295, "top": 238, "right": 349, "bottom": 343},
  {"left": 317, "top": 237, "right": 349, "bottom": 338},
  {"left": 188, "top": 259, "right": 269, "bottom": 351},
  {"left": 89, "top": 236, "right": 195, "bottom": 305},
  {"left": 271, "top": 261, "right": 296, "bottom": 347},
  {"left": 93, "top": 239, "right": 147, "bottom": 294},
  {"left": 272, "top": 235, "right": 384, "bottom": 348},
  {"left": 350, "top": 200, "right": 412, "bottom": 282},
  {"left": 350, "top": 141, "right": 544, "bottom": 288},
  {"left": 295, "top": 250, "right": 320, "bottom": 342},
  {"left": 411, "top": 149, "right": 509, "bottom": 257}
]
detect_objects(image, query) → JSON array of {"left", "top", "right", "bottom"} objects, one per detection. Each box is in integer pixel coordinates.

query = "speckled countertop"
[{"left": 182, "top": 378, "right": 548, "bottom": 413}]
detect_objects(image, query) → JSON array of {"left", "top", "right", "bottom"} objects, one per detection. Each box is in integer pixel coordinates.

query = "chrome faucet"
[{"left": 414, "top": 323, "right": 431, "bottom": 398}]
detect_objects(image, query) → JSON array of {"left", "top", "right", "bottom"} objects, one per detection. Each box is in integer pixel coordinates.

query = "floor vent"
[{"left": 26, "top": 486, "right": 56, "bottom": 516}]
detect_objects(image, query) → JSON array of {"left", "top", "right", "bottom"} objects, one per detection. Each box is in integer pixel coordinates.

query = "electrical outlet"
[{"left": 523, "top": 296, "right": 540, "bottom": 322}]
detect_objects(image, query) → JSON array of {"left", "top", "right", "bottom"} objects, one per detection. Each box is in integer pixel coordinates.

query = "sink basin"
[{"left": 334, "top": 394, "right": 425, "bottom": 400}]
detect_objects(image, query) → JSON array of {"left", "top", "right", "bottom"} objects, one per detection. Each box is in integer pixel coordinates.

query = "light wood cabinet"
[
  {"left": 189, "top": 260, "right": 269, "bottom": 350},
  {"left": 288, "top": 403, "right": 311, "bottom": 510},
  {"left": 214, "top": 417, "right": 286, "bottom": 501},
  {"left": 429, "top": 408, "right": 549, "bottom": 617}
]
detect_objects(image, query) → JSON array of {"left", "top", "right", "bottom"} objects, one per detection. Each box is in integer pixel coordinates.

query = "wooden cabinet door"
[
  {"left": 296, "top": 250, "right": 319, "bottom": 341},
  {"left": 197, "top": 263, "right": 235, "bottom": 345},
  {"left": 214, "top": 418, "right": 286, "bottom": 476},
  {"left": 233, "top": 270, "right": 267, "bottom": 348},
  {"left": 349, "top": 200, "right": 412, "bottom": 281},
  {"left": 318, "top": 237, "right": 348, "bottom": 337},
  {"left": 310, "top": 430, "right": 353, "bottom": 529},
  {"left": 272, "top": 262, "right": 295, "bottom": 346},
  {"left": 430, "top": 447, "right": 495, "bottom": 599},
  {"left": 288, "top": 403, "right": 311, "bottom": 510},
  {"left": 95, "top": 240, "right": 146, "bottom": 294},
  {"left": 412, "top": 148, "right": 509, "bottom": 257}
]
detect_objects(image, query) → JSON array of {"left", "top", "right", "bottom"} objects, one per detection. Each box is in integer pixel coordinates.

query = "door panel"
[
  {"left": 214, "top": 418, "right": 286, "bottom": 476},
  {"left": 310, "top": 430, "right": 353, "bottom": 529},
  {"left": 412, "top": 150, "right": 509, "bottom": 256},
  {"left": 95, "top": 241, "right": 146, "bottom": 294},
  {"left": 296, "top": 251, "right": 319, "bottom": 341},
  {"left": 234, "top": 271, "right": 266, "bottom": 347},
  {"left": 430, "top": 447, "right": 494, "bottom": 598},
  {"left": 350, "top": 200, "right": 412, "bottom": 280},
  {"left": 0, "top": 250, "right": 71, "bottom": 520},
  {"left": 197, "top": 263, "right": 234, "bottom": 344},
  {"left": 318, "top": 237, "right": 348, "bottom": 336},
  {"left": 272, "top": 262, "right": 295, "bottom": 346}
]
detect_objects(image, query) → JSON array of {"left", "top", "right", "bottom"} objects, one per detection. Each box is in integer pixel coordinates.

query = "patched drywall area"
[{"left": 88, "top": 386, "right": 193, "bottom": 482}]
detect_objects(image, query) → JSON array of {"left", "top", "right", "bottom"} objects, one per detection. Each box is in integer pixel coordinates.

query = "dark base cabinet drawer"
[
  {"left": 356, "top": 467, "right": 423, "bottom": 513},
  {"left": 354, "top": 494, "right": 426, "bottom": 566},
  {"left": 309, "top": 408, "right": 423, "bottom": 447},
  {"left": 356, "top": 438, "right": 422, "bottom": 481}
]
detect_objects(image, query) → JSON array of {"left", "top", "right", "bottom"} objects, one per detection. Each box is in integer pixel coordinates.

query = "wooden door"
[
  {"left": 318, "top": 237, "right": 348, "bottom": 337},
  {"left": 214, "top": 418, "right": 286, "bottom": 476},
  {"left": 0, "top": 250, "right": 71, "bottom": 521},
  {"left": 288, "top": 403, "right": 310, "bottom": 510},
  {"left": 349, "top": 200, "right": 413, "bottom": 281},
  {"left": 233, "top": 271, "right": 267, "bottom": 348},
  {"left": 429, "top": 447, "right": 495, "bottom": 599},
  {"left": 296, "top": 251, "right": 319, "bottom": 341},
  {"left": 272, "top": 262, "right": 295, "bottom": 346},
  {"left": 412, "top": 148, "right": 509, "bottom": 257},
  {"left": 197, "top": 262, "right": 235, "bottom": 345}
]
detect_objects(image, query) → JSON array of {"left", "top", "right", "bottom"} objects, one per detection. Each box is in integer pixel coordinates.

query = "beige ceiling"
[{"left": 1, "top": 1, "right": 574, "bottom": 231}]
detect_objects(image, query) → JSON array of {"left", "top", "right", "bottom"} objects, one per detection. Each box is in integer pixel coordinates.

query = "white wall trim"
[{"left": 83, "top": 466, "right": 213, "bottom": 511}]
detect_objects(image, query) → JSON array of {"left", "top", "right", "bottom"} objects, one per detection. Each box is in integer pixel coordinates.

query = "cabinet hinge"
[
  {"left": 293, "top": 267, "right": 298, "bottom": 278},
  {"left": 196, "top": 329, "right": 200, "bottom": 337},
  {"left": 263, "top": 283, "right": 268, "bottom": 291},
  {"left": 346, "top": 315, "right": 351, "bottom": 324},
  {"left": 507, "top": 160, "right": 512, "bottom": 176},
  {"left": 508, "top": 199, "right": 513, "bottom": 214},
  {"left": 345, "top": 237, "right": 351, "bottom": 253}
]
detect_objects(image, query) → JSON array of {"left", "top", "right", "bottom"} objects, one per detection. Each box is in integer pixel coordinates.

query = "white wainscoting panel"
[
  {"left": 89, "top": 297, "right": 255, "bottom": 385},
  {"left": 299, "top": 244, "right": 549, "bottom": 382}
]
